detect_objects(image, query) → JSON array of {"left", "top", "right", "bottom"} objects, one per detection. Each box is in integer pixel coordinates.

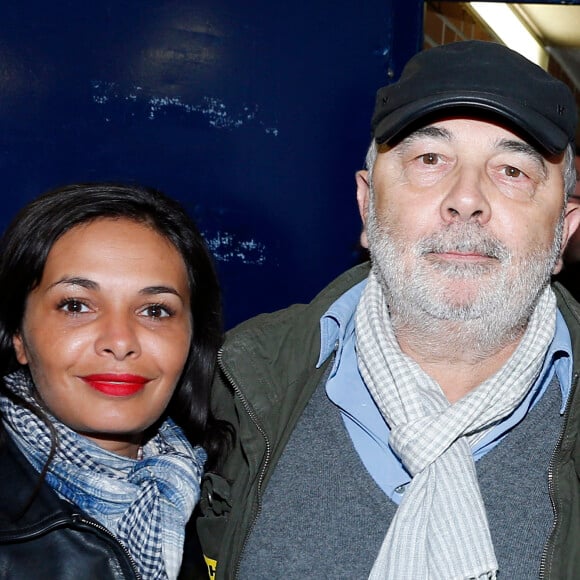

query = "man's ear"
[
  {"left": 356, "top": 170, "right": 371, "bottom": 249},
  {"left": 554, "top": 200, "right": 580, "bottom": 273},
  {"left": 12, "top": 333, "right": 29, "bottom": 366}
]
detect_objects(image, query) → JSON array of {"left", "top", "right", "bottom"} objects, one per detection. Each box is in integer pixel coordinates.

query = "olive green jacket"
[{"left": 197, "top": 262, "right": 580, "bottom": 579}]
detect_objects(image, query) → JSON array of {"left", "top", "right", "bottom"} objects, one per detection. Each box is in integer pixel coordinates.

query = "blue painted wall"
[{"left": 0, "top": 1, "right": 422, "bottom": 327}]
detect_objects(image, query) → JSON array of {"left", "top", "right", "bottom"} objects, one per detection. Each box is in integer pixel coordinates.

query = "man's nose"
[{"left": 440, "top": 168, "right": 492, "bottom": 225}]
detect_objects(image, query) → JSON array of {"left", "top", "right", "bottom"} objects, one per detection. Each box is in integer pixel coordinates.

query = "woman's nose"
[{"left": 94, "top": 312, "right": 141, "bottom": 360}]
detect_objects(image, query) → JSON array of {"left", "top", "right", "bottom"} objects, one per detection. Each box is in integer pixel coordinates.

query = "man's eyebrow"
[
  {"left": 405, "top": 125, "right": 451, "bottom": 143},
  {"left": 497, "top": 139, "right": 547, "bottom": 174}
]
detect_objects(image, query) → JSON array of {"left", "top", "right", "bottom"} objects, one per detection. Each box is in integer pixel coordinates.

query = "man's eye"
[
  {"left": 504, "top": 166, "right": 523, "bottom": 178},
  {"left": 420, "top": 153, "right": 439, "bottom": 165}
]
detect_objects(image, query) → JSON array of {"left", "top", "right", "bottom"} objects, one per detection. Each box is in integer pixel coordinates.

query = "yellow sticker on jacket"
[{"left": 204, "top": 555, "right": 217, "bottom": 580}]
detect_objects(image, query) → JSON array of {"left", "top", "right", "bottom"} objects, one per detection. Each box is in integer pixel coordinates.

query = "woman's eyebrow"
[
  {"left": 47, "top": 279, "right": 183, "bottom": 300},
  {"left": 139, "top": 285, "right": 182, "bottom": 298},
  {"left": 49, "top": 277, "right": 99, "bottom": 291}
]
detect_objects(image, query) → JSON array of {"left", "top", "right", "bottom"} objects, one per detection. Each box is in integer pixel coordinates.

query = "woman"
[{"left": 0, "top": 183, "right": 229, "bottom": 579}]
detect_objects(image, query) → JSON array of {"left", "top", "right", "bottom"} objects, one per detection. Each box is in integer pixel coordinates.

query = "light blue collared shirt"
[{"left": 318, "top": 279, "right": 573, "bottom": 504}]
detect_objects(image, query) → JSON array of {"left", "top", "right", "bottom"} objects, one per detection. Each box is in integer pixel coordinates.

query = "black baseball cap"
[{"left": 371, "top": 41, "right": 577, "bottom": 155}]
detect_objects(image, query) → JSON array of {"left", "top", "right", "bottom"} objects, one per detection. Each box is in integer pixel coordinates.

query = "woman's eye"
[
  {"left": 59, "top": 299, "right": 89, "bottom": 314},
  {"left": 142, "top": 304, "right": 172, "bottom": 319}
]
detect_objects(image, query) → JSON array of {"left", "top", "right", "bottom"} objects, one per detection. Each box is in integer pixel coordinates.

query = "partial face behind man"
[{"left": 563, "top": 154, "right": 580, "bottom": 263}]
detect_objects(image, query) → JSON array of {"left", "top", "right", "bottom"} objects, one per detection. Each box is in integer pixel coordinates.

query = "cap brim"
[{"left": 374, "top": 92, "right": 569, "bottom": 156}]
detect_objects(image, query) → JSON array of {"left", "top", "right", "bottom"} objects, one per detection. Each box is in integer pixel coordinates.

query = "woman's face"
[{"left": 12, "top": 218, "right": 192, "bottom": 458}]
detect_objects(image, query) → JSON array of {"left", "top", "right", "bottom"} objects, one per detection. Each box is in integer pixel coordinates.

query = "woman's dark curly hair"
[{"left": 0, "top": 182, "right": 230, "bottom": 470}]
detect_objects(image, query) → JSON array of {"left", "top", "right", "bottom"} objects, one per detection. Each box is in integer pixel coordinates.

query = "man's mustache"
[{"left": 417, "top": 226, "right": 510, "bottom": 261}]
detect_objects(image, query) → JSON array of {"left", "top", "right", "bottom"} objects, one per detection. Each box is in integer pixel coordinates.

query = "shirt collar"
[
  {"left": 318, "top": 280, "right": 573, "bottom": 408},
  {"left": 317, "top": 279, "right": 367, "bottom": 369}
]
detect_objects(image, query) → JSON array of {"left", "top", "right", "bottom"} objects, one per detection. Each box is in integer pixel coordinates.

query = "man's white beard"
[{"left": 366, "top": 194, "right": 564, "bottom": 354}]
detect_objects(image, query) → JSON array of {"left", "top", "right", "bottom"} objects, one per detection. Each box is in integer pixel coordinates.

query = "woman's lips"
[{"left": 81, "top": 374, "right": 149, "bottom": 397}]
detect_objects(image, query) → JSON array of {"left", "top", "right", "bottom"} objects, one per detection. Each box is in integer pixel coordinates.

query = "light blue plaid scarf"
[{"left": 0, "top": 369, "right": 206, "bottom": 580}]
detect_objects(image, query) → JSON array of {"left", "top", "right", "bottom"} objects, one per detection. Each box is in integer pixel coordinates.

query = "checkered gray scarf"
[
  {"left": 1, "top": 369, "right": 206, "bottom": 580},
  {"left": 355, "top": 269, "right": 556, "bottom": 580}
]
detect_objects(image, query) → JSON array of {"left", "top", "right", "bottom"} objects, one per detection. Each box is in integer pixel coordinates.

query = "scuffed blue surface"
[{"left": 0, "top": 0, "right": 422, "bottom": 327}]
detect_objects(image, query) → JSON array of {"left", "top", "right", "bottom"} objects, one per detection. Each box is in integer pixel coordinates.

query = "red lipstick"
[{"left": 81, "top": 374, "right": 149, "bottom": 397}]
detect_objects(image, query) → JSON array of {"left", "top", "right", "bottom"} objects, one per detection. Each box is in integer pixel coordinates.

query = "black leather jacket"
[{"left": 0, "top": 432, "right": 206, "bottom": 579}]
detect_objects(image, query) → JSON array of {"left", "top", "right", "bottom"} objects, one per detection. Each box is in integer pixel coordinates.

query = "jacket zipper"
[
  {"left": 217, "top": 351, "right": 272, "bottom": 580},
  {"left": 539, "top": 371, "right": 579, "bottom": 579},
  {"left": 73, "top": 513, "right": 142, "bottom": 579}
]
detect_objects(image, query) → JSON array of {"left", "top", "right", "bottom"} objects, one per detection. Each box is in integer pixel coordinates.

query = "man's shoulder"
[
  {"left": 216, "top": 262, "right": 370, "bottom": 397},
  {"left": 553, "top": 281, "right": 580, "bottom": 385},
  {"left": 554, "top": 281, "right": 580, "bottom": 336}
]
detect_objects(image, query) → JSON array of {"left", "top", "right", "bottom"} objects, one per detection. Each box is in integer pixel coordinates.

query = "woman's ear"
[{"left": 12, "top": 333, "right": 29, "bottom": 365}]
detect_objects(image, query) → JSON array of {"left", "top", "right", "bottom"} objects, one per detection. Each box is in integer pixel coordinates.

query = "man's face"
[{"left": 356, "top": 118, "right": 574, "bottom": 345}]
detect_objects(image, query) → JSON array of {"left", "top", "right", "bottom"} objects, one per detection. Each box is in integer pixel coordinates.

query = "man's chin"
[
  {"left": 419, "top": 299, "right": 485, "bottom": 322},
  {"left": 417, "top": 280, "right": 488, "bottom": 308},
  {"left": 411, "top": 279, "right": 507, "bottom": 320}
]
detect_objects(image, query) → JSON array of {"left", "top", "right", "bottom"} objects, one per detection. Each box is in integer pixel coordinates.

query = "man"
[{"left": 198, "top": 41, "right": 580, "bottom": 579}]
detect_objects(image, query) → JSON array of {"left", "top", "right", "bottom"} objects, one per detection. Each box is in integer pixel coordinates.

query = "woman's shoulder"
[
  {"left": 0, "top": 431, "right": 142, "bottom": 578},
  {"left": 0, "top": 431, "right": 72, "bottom": 530}
]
